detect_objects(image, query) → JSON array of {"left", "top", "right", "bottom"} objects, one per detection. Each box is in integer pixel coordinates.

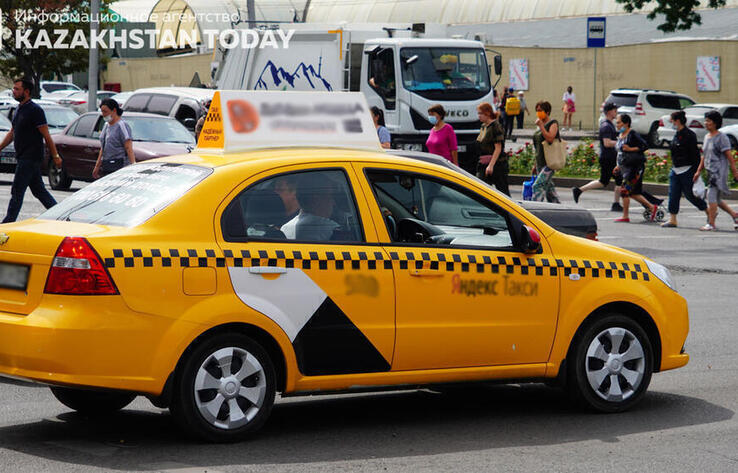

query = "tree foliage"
[
  {"left": 0, "top": 0, "right": 113, "bottom": 96},
  {"left": 616, "top": 0, "right": 727, "bottom": 32}
]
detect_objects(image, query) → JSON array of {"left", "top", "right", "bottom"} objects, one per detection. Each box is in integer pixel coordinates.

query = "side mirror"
[
  {"left": 521, "top": 225, "right": 542, "bottom": 254},
  {"left": 182, "top": 118, "right": 196, "bottom": 130},
  {"left": 493, "top": 55, "right": 502, "bottom": 76}
]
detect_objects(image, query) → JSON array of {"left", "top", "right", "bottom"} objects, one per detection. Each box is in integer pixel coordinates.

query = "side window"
[
  {"left": 65, "top": 119, "right": 79, "bottom": 136},
  {"left": 91, "top": 117, "right": 105, "bottom": 139},
  {"left": 124, "top": 94, "right": 150, "bottom": 112},
  {"left": 145, "top": 95, "right": 178, "bottom": 115},
  {"left": 647, "top": 94, "right": 680, "bottom": 110},
  {"left": 366, "top": 170, "right": 513, "bottom": 249},
  {"left": 368, "top": 49, "right": 396, "bottom": 110},
  {"left": 174, "top": 103, "right": 197, "bottom": 122},
  {"left": 72, "top": 114, "right": 99, "bottom": 138},
  {"left": 679, "top": 97, "right": 695, "bottom": 109},
  {"left": 221, "top": 169, "right": 364, "bottom": 243},
  {"left": 722, "top": 107, "right": 738, "bottom": 120}
]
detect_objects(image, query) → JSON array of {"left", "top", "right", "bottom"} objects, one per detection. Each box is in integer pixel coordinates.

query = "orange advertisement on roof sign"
[{"left": 196, "top": 91, "right": 224, "bottom": 148}]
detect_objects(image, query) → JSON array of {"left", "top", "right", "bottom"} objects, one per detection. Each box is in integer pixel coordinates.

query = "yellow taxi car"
[{"left": 0, "top": 91, "right": 688, "bottom": 442}]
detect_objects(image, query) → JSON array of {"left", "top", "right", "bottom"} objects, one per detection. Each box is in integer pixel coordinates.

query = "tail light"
[
  {"left": 658, "top": 119, "right": 664, "bottom": 127},
  {"left": 634, "top": 102, "right": 646, "bottom": 115},
  {"left": 586, "top": 231, "right": 599, "bottom": 241},
  {"left": 44, "top": 237, "right": 118, "bottom": 295},
  {"left": 69, "top": 100, "right": 86, "bottom": 105},
  {"left": 689, "top": 120, "right": 704, "bottom": 129}
]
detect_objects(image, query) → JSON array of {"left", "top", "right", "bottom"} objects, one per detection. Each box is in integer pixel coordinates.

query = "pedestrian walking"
[
  {"left": 0, "top": 78, "right": 62, "bottom": 223},
  {"left": 516, "top": 91, "right": 529, "bottom": 129},
  {"left": 531, "top": 101, "right": 561, "bottom": 203},
  {"left": 613, "top": 114, "right": 658, "bottom": 223},
  {"left": 92, "top": 98, "right": 136, "bottom": 179},
  {"left": 693, "top": 110, "right": 738, "bottom": 231},
  {"left": 499, "top": 89, "right": 510, "bottom": 135},
  {"left": 492, "top": 89, "right": 501, "bottom": 114},
  {"left": 660, "top": 110, "right": 708, "bottom": 228},
  {"left": 425, "top": 104, "right": 458, "bottom": 166},
  {"left": 572, "top": 102, "right": 623, "bottom": 210},
  {"left": 370, "top": 106, "right": 391, "bottom": 149},
  {"left": 475, "top": 102, "right": 509, "bottom": 196},
  {"left": 504, "top": 90, "right": 520, "bottom": 140},
  {"left": 562, "top": 86, "right": 576, "bottom": 130}
]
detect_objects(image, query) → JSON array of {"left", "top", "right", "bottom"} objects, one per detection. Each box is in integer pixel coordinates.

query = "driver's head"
[{"left": 296, "top": 174, "right": 337, "bottom": 218}]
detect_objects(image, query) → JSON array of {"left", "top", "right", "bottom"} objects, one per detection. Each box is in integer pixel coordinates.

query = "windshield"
[
  {"left": 400, "top": 47, "right": 490, "bottom": 100},
  {"left": 126, "top": 116, "right": 196, "bottom": 144},
  {"left": 44, "top": 108, "right": 79, "bottom": 128},
  {"left": 39, "top": 162, "right": 212, "bottom": 227}
]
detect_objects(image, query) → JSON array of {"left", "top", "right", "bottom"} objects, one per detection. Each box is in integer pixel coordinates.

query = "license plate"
[
  {"left": 0, "top": 155, "right": 16, "bottom": 164},
  {"left": 0, "top": 262, "right": 29, "bottom": 291},
  {"left": 457, "top": 145, "right": 467, "bottom": 152}
]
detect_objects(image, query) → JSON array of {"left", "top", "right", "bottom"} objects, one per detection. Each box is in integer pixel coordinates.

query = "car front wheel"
[
  {"left": 170, "top": 334, "right": 276, "bottom": 442},
  {"left": 50, "top": 386, "right": 136, "bottom": 414},
  {"left": 567, "top": 314, "right": 653, "bottom": 412},
  {"left": 48, "top": 160, "right": 72, "bottom": 190}
]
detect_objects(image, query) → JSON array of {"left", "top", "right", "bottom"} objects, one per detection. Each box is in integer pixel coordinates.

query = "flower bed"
[{"left": 507, "top": 139, "right": 738, "bottom": 187}]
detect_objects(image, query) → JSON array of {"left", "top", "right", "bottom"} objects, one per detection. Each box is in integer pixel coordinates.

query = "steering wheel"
[{"left": 397, "top": 218, "right": 445, "bottom": 243}]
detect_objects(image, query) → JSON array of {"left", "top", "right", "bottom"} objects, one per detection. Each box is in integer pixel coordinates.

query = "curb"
[{"left": 507, "top": 174, "right": 738, "bottom": 200}]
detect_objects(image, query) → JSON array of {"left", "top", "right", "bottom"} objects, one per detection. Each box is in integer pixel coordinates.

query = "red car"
[{"left": 47, "top": 111, "right": 196, "bottom": 190}]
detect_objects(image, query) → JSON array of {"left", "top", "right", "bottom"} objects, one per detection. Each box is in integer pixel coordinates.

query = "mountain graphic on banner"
[{"left": 255, "top": 57, "right": 333, "bottom": 91}]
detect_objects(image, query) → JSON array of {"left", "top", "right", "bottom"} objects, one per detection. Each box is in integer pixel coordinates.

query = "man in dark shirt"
[
  {"left": 571, "top": 102, "right": 623, "bottom": 211},
  {"left": 0, "top": 78, "right": 62, "bottom": 223}
]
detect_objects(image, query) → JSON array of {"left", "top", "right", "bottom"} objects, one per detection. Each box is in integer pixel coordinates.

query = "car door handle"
[
  {"left": 248, "top": 266, "right": 288, "bottom": 274},
  {"left": 409, "top": 269, "right": 443, "bottom": 277}
]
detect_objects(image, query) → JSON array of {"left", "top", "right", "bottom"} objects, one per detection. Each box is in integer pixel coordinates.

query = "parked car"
[
  {"left": 601, "top": 89, "right": 695, "bottom": 147},
  {"left": 0, "top": 113, "right": 15, "bottom": 173},
  {"left": 47, "top": 111, "right": 196, "bottom": 189},
  {"left": 390, "top": 150, "right": 598, "bottom": 240},
  {"left": 57, "top": 90, "right": 119, "bottom": 115},
  {"left": 110, "top": 91, "right": 133, "bottom": 107},
  {"left": 39, "top": 81, "right": 81, "bottom": 97},
  {"left": 657, "top": 104, "right": 738, "bottom": 145},
  {"left": 123, "top": 87, "right": 214, "bottom": 132}
]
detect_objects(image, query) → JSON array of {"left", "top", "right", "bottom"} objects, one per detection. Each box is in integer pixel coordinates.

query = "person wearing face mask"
[
  {"left": 475, "top": 102, "right": 509, "bottom": 195},
  {"left": 425, "top": 104, "right": 458, "bottom": 166},
  {"left": 92, "top": 98, "right": 136, "bottom": 179},
  {"left": 613, "top": 113, "right": 658, "bottom": 223},
  {"left": 572, "top": 103, "right": 622, "bottom": 209},
  {"left": 661, "top": 110, "right": 707, "bottom": 228},
  {"left": 0, "top": 78, "right": 62, "bottom": 223},
  {"left": 531, "top": 101, "right": 561, "bottom": 203}
]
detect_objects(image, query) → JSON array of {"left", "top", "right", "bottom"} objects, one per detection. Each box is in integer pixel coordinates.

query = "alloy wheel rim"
[
  {"left": 585, "top": 327, "right": 645, "bottom": 402},
  {"left": 194, "top": 347, "right": 266, "bottom": 430}
]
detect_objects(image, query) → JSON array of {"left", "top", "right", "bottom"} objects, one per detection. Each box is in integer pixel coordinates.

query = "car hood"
[{"left": 132, "top": 141, "right": 194, "bottom": 160}]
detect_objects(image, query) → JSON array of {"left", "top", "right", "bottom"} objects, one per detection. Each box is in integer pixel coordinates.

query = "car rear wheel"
[
  {"left": 48, "top": 160, "right": 72, "bottom": 190},
  {"left": 50, "top": 386, "right": 136, "bottom": 414},
  {"left": 567, "top": 314, "right": 653, "bottom": 412},
  {"left": 647, "top": 122, "right": 660, "bottom": 148},
  {"left": 170, "top": 334, "right": 276, "bottom": 442}
]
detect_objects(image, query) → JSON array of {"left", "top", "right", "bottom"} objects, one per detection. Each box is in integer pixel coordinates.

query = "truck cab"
[{"left": 361, "top": 38, "right": 493, "bottom": 172}]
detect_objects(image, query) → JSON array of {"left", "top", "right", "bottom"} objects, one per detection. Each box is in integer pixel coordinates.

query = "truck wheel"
[
  {"left": 647, "top": 123, "right": 660, "bottom": 148},
  {"left": 50, "top": 386, "right": 136, "bottom": 414},
  {"left": 170, "top": 334, "right": 276, "bottom": 443},
  {"left": 567, "top": 314, "right": 653, "bottom": 413},
  {"left": 48, "top": 161, "right": 72, "bottom": 190}
]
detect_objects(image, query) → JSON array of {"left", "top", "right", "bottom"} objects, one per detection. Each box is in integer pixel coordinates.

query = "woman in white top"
[{"left": 562, "top": 86, "right": 576, "bottom": 131}]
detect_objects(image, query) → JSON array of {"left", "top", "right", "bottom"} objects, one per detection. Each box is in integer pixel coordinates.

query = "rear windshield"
[
  {"left": 39, "top": 163, "right": 212, "bottom": 227},
  {"left": 606, "top": 93, "right": 637, "bottom": 107}
]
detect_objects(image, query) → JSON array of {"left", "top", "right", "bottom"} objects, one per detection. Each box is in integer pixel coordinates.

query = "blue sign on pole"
[{"left": 587, "top": 17, "right": 606, "bottom": 48}]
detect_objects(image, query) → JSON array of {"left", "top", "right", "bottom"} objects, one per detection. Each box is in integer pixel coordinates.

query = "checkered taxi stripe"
[{"left": 103, "top": 248, "right": 651, "bottom": 281}]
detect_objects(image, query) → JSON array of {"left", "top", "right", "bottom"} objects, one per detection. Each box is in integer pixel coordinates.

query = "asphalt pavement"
[{"left": 0, "top": 172, "right": 737, "bottom": 472}]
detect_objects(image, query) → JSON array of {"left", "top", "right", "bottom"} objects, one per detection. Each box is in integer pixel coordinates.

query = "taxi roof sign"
[{"left": 196, "top": 90, "right": 382, "bottom": 153}]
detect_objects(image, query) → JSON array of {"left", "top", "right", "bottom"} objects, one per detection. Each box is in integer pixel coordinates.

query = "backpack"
[{"left": 505, "top": 97, "right": 521, "bottom": 116}]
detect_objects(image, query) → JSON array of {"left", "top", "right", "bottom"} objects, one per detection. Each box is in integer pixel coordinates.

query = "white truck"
[{"left": 215, "top": 23, "right": 501, "bottom": 173}]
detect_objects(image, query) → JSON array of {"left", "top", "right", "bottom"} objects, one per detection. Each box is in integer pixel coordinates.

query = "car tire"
[
  {"left": 50, "top": 386, "right": 136, "bottom": 414},
  {"left": 567, "top": 314, "right": 653, "bottom": 413},
  {"left": 170, "top": 334, "right": 276, "bottom": 443},
  {"left": 647, "top": 123, "right": 660, "bottom": 148},
  {"left": 48, "top": 160, "right": 72, "bottom": 190}
]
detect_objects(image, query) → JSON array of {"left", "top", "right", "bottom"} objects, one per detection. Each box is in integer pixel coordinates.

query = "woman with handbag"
[
  {"left": 531, "top": 101, "right": 561, "bottom": 203},
  {"left": 92, "top": 98, "right": 136, "bottom": 179},
  {"left": 613, "top": 114, "right": 658, "bottom": 223},
  {"left": 475, "top": 102, "right": 510, "bottom": 196}
]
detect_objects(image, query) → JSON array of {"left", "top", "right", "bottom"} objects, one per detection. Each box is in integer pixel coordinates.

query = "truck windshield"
[{"left": 400, "top": 48, "right": 490, "bottom": 100}]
